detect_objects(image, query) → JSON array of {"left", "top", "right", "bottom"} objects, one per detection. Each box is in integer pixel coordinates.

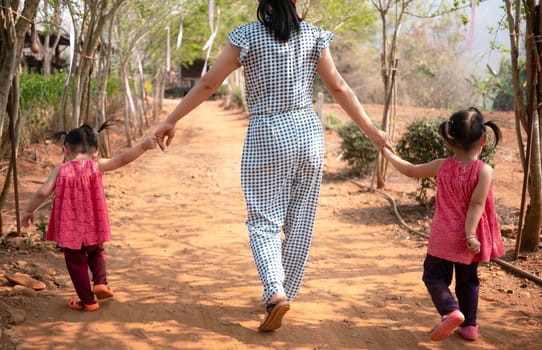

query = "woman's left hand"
[
  {"left": 374, "top": 129, "right": 394, "bottom": 154},
  {"left": 154, "top": 121, "right": 176, "bottom": 151}
]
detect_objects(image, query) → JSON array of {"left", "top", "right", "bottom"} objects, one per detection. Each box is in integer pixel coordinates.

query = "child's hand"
[
  {"left": 466, "top": 236, "right": 481, "bottom": 254},
  {"left": 21, "top": 211, "right": 34, "bottom": 228},
  {"left": 142, "top": 136, "right": 158, "bottom": 151}
]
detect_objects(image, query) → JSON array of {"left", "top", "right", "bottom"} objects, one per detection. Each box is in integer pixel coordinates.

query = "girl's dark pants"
[
  {"left": 64, "top": 244, "right": 107, "bottom": 305},
  {"left": 422, "top": 254, "right": 479, "bottom": 326}
]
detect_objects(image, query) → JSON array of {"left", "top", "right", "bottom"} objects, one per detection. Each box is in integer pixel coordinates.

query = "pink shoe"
[
  {"left": 458, "top": 325, "right": 478, "bottom": 341},
  {"left": 430, "top": 310, "right": 465, "bottom": 341}
]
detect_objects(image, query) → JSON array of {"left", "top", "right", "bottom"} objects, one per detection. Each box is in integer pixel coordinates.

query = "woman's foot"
[
  {"left": 258, "top": 300, "right": 290, "bottom": 332},
  {"left": 267, "top": 294, "right": 287, "bottom": 304}
]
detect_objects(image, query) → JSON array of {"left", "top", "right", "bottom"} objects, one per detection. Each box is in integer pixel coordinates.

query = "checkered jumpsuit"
[{"left": 228, "top": 22, "right": 334, "bottom": 304}]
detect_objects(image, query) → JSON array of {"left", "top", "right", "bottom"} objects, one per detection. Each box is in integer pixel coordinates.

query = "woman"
[{"left": 154, "top": 0, "right": 391, "bottom": 332}]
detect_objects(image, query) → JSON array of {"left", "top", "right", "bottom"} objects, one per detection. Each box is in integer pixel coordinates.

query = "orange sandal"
[
  {"left": 93, "top": 284, "right": 114, "bottom": 300},
  {"left": 68, "top": 296, "right": 99, "bottom": 312},
  {"left": 258, "top": 301, "right": 290, "bottom": 332}
]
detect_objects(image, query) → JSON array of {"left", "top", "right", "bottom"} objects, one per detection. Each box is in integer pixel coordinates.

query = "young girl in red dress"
[
  {"left": 382, "top": 107, "right": 505, "bottom": 341},
  {"left": 21, "top": 124, "right": 156, "bottom": 311}
]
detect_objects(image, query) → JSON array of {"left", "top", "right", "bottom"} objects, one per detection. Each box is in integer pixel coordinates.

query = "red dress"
[
  {"left": 46, "top": 159, "right": 111, "bottom": 249},
  {"left": 427, "top": 158, "right": 504, "bottom": 264}
]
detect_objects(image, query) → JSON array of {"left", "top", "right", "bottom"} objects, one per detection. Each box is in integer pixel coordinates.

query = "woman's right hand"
[{"left": 154, "top": 121, "right": 176, "bottom": 151}]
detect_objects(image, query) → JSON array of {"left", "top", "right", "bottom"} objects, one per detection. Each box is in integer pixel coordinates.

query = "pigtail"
[
  {"left": 468, "top": 106, "right": 483, "bottom": 115},
  {"left": 96, "top": 118, "right": 120, "bottom": 133},
  {"left": 79, "top": 124, "right": 94, "bottom": 135},
  {"left": 438, "top": 119, "right": 455, "bottom": 147},
  {"left": 484, "top": 121, "right": 502, "bottom": 148},
  {"left": 50, "top": 131, "right": 68, "bottom": 146}
]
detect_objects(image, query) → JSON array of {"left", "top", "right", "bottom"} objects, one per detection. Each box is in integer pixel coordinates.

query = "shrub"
[
  {"left": 17, "top": 73, "right": 124, "bottom": 146},
  {"left": 322, "top": 113, "right": 342, "bottom": 131},
  {"left": 19, "top": 72, "right": 66, "bottom": 110},
  {"left": 492, "top": 90, "right": 514, "bottom": 111},
  {"left": 230, "top": 86, "right": 246, "bottom": 110},
  {"left": 396, "top": 117, "right": 447, "bottom": 204},
  {"left": 396, "top": 116, "right": 498, "bottom": 205},
  {"left": 338, "top": 121, "right": 378, "bottom": 177},
  {"left": 19, "top": 72, "right": 66, "bottom": 145}
]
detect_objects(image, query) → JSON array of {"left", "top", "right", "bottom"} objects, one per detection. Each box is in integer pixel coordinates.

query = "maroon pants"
[
  {"left": 422, "top": 254, "right": 479, "bottom": 326},
  {"left": 64, "top": 244, "right": 108, "bottom": 305}
]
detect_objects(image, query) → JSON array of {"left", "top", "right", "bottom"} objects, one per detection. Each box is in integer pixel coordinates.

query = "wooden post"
[{"left": 316, "top": 92, "right": 324, "bottom": 121}]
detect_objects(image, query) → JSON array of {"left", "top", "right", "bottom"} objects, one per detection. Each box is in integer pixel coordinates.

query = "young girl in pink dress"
[
  {"left": 21, "top": 124, "right": 156, "bottom": 311},
  {"left": 382, "top": 107, "right": 504, "bottom": 341}
]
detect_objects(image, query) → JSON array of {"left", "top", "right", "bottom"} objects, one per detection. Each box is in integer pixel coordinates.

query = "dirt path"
[{"left": 4, "top": 100, "right": 541, "bottom": 349}]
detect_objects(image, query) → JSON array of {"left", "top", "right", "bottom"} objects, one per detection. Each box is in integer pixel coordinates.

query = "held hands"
[
  {"left": 141, "top": 136, "right": 158, "bottom": 151},
  {"left": 154, "top": 121, "right": 176, "bottom": 151},
  {"left": 466, "top": 236, "right": 481, "bottom": 254},
  {"left": 374, "top": 129, "right": 394, "bottom": 154}
]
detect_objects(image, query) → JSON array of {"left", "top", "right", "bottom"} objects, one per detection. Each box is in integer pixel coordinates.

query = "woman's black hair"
[
  {"left": 257, "top": 0, "right": 301, "bottom": 42},
  {"left": 438, "top": 107, "right": 502, "bottom": 151}
]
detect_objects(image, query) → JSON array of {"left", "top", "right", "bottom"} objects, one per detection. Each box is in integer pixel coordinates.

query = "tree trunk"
[
  {"left": 521, "top": 2, "right": 541, "bottom": 252},
  {"left": 152, "top": 68, "right": 165, "bottom": 120},
  {"left": 136, "top": 56, "right": 149, "bottom": 126},
  {"left": 65, "top": 0, "right": 126, "bottom": 128},
  {"left": 0, "top": 0, "right": 40, "bottom": 234},
  {"left": 0, "top": 3, "right": 18, "bottom": 145},
  {"left": 43, "top": 34, "right": 52, "bottom": 75},
  {"left": 96, "top": 44, "right": 112, "bottom": 157},
  {"left": 7, "top": 76, "right": 20, "bottom": 235},
  {"left": 132, "top": 69, "right": 144, "bottom": 137},
  {"left": 522, "top": 113, "right": 542, "bottom": 251},
  {"left": 507, "top": 0, "right": 541, "bottom": 254},
  {"left": 121, "top": 62, "right": 134, "bottom": 147},
  {"left": 374, "top": 1, "right": 410, "bottom": 189}
]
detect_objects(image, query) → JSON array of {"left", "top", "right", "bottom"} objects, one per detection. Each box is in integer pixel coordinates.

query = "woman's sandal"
[
  {"left": 93, "top": 284, "right": 114, "bottom": 300},
  {"left": 258, "top": 300, "right": 290, "bottom": 332},
  {"left": 68, "top": 296, "right": 99, "bottom": 312}
]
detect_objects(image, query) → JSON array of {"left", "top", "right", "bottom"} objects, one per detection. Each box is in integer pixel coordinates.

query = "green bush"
[
  {"left": 230, "top": 86, "right": 245, "bottom": 110},
  {"left": 396, "top": 117, "right": 498, "bottom": 205},
  {"left": 35, "top": 213, "right": 48, "bottom": 240},
  {"left": 322, "top": 113, "right": 342, "bottom": 131},
  {"left": 106, "top": 75, "right": 121, "bottom": 97},
  {"left": 19, "top": 72, "right": 66, "bottom": 145},
  {"left": 338, "top": 121, "right": 378, "bottom": 177},
  {"left": 396, "top": 117, "right": 447, "bottom": 204},
  {"left": 19, "top": 72, "right": 66, "bottom": 110},
  {"left": 16, "top": 72, "right": 124, "bottom": 147},
  {"left": 492, "top": 90, "right": 514, "bottom": 111}
]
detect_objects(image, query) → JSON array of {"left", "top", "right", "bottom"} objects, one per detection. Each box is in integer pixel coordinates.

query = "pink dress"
[
  {"left": 46, "top": 159, "right": 111, "bottom": 249},
  {"left": 427, "top": 158, "right": 504, "bottom": 264}
]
